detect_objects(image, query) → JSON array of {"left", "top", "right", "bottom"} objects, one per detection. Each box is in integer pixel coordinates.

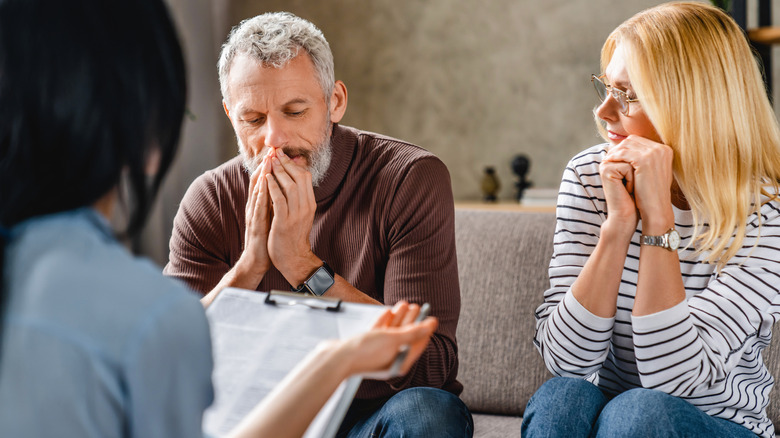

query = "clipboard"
[{"left": 201, "top": 288, "right": 388, "bottom": 438}]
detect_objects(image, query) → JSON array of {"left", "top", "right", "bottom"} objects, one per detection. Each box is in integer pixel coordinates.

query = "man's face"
[{"left": 224, "top": 52, "right": 334, "bottom": 185}]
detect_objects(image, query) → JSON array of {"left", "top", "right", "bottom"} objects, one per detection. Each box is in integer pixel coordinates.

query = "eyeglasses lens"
[
  {"left": 592, "top": 75, "right": 628, "bottom": 115},
  {"left": 592, "top": 77, "right": 608, "bottom": 103}
]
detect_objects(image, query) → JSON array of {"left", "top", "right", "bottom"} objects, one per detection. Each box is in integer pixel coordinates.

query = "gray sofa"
[{"left": 453, "top": 208, "right": 780, "bottom": 437}]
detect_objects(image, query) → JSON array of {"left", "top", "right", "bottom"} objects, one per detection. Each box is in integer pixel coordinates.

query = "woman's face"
[{"left": 596, "top": 43, "right": 662, "bottom": 145}]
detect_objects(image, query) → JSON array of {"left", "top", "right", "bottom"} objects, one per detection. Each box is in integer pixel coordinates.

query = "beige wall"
[
  {"left": 143, "top": 0, "right": 779, "bottom": 264},
  {"left": 227, "top": 0, "right": 667, "bottom": 201}
]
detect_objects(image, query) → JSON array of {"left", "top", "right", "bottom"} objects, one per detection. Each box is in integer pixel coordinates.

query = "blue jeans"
[
  {"left": 522, "top": 377, "right": 756, "bottom": 438},
  {"left": 338, "top": 387, "right": 473, "bottom": 437}
]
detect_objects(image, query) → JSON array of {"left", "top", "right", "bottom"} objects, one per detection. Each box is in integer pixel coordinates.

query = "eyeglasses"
[{"left": 591, "top": 74, "right": 639, "bottom": 116}]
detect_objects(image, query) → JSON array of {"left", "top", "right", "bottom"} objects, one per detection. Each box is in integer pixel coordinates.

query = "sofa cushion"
[
  {"left": 454, "top": 209, "right": 556, "bottom": 416},
  {"left": 472, "top": 413, "right": 523, "bottom": 437}
]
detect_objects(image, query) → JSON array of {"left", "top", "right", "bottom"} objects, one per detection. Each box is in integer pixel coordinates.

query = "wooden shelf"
[{"left": 748, "top": 26, "right": 780, "bottom": 45}]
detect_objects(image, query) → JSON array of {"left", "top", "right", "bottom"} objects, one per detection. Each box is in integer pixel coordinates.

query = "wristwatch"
[
  {"left": 641, "top": 228, "right": 681, "bottom": 251},
  {"left": 292, "top": 261, "right": 335, "bottom": 296}
]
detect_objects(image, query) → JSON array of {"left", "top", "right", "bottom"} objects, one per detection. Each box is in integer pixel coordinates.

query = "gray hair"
[{"left": 218, "top": 12, "right": 335, "bottom": 105}]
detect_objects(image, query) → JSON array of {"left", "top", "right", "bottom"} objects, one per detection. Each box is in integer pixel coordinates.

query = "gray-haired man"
[{"left": 164, "top": 12, "right": 473, "bottom": 436}]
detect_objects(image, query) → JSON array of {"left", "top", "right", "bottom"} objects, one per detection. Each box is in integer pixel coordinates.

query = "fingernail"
[{"left": 277, "top": 149, "right": 286, "bottom": 157}]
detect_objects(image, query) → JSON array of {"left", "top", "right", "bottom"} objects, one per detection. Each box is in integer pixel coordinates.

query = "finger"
[
  {"left": 399, "top": 318, "right": 438, "bottom": 374},
  {"left": 265, "top": 174, "right": 289, "bottom": 219},
  {"left": 276, "top": 150, "right": 315, "bottom": 212},
  {"left": 624, "top": 165, "right": 635, "bottom": 194},
  {"left": 602, "top": 161, "right": 633, "bottom": 180},
  {"left": 246, "top": 161, "right": 264, "bottom": 220},
  {"left": 603, "top": 147, "right": 631, "bottom": 163},
  {"left": 276, "top": 149, "right": 317, "bottom": 216},
  {"left": 250, "top": 161, "right": 270, "bottom": 223},
  {"left": 270, "top": 157, "right": 303, "bottom": 216},
  {"left": 276, "top": 148, "right": 312, "bottom": 186},
  {"left": 257, "top": 174, "right": 272, "bottom": 227},
  {"left": 399, "top": 303, "right": 420, "bottom": 326},
  {"left": 389, "top": 301, "right": 410, "bottom": 327},
  {"left": 371, "top": 309, "right": 393, "bottom": 329}
]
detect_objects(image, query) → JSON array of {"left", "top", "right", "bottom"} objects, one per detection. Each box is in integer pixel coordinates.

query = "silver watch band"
[
  {"left": 641, "top": 228, "right": 680, "bottom": 251},
  {"left": 641, "top": 234, "right": 667, "bottom": 247}
]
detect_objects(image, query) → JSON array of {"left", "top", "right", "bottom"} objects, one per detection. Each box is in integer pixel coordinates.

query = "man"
[{"left": 164, "top": 12, "right": 472, "bottom": 436}]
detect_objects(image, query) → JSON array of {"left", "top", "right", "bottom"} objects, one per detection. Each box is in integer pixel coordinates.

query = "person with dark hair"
[{"left": 0, "top": 0, "right": 437, "bottom": 436}]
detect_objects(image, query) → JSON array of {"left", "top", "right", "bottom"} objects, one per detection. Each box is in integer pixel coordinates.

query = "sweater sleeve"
[
  {"left": 534, "top": 149, "right": 617, "bottom": 377},
  {"left": 163, "top": 172, "right": 235, "bottom": 294},
  {"left": 375, "top": 156, "right": 461, "bottom": 394},
  {"left": 631, "top": 212, "right": 780, "bottom": 397}
]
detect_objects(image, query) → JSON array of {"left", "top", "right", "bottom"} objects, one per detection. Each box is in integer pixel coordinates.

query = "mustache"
[{"left": 278, "top": 147, "right": 312, "bottom": 162}]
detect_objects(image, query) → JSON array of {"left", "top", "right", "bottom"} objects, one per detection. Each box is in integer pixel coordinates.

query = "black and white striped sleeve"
[
  {"left": 534, "top": 146, "right": 616, "bottom": 377},
  {"left": 632, "top": 204, "right": 780, "bottom": 397}
]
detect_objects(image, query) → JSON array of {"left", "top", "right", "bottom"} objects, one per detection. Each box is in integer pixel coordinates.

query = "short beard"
[{"left": 238, "top": 120, "right": 333, "bottom": 187}]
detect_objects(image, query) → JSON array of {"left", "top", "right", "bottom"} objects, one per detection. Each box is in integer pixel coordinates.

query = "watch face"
[
  {"left": 667, "top": 229, "right": 681, "bottom": 251},
  {"left": 308, "top": 265, "right": 335, "bottom": 296}
]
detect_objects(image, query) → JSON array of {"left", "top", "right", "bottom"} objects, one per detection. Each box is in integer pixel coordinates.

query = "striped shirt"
[{"left": 534, "top": 144, "right": 780, "bottom": 438}]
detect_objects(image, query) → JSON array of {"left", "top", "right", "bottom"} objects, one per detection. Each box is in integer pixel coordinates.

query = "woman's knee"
[
  {"left": 528, "top": 377, "right": 604, "bottom": 407},
  {"left": 522, "top": 377, "right": 607, "bottom": 437},
  {"left": 595, "top": 388, "right": 692, "bottom": 436}
]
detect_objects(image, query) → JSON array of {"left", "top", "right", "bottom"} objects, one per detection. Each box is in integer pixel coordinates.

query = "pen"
[{"left": 415, "top": 303, "right": 431, "bottom": 323}]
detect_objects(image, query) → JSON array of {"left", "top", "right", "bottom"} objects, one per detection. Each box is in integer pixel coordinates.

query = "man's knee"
[{"left": 380, "top": 387, "right": 473, "bottom": 436}]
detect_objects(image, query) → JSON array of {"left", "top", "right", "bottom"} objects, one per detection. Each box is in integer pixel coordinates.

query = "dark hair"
[{"left": 0, "top": 0, "right": 186, "bottom": 346}]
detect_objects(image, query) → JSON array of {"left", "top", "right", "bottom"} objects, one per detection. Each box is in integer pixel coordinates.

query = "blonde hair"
[{"left": 600, "top": 1, "right": 780, "bottom": 269}]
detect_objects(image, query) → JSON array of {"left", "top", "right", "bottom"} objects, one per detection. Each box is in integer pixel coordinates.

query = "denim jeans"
[
  {"left": 521, "top": 377, "right": 757, "bottom": 438},
  {"left": 338, "top": 387, "right": 474, "bottom": 437}
]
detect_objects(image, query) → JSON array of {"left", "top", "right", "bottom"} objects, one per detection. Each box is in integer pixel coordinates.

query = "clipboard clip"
[{"left": 264, "top": 290, "right": 342, "bottom": 312}]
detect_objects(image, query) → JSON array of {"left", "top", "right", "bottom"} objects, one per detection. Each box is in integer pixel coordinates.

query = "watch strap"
[
  {"left": 640, "top": 228, "right": 679, "bottom": 251},
  {"left": 641, "top": 234, "right": 666, "bottom": 247}
]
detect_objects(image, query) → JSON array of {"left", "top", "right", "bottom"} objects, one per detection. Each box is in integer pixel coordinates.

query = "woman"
[
  {"left": 525, "top": 2, "right": 780, "bottom": 438},
  {"left": 0, "top": 0, "right": 436, "bottom": 437}
]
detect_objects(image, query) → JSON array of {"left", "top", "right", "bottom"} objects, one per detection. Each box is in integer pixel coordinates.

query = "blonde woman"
[{"left": 525, "top": 2, "right": 780, "bottom": 437}]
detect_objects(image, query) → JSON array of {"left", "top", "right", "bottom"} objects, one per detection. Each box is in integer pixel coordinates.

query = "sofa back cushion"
[{"left": 454, "top": 209, "right": 555, "bottom": 416}]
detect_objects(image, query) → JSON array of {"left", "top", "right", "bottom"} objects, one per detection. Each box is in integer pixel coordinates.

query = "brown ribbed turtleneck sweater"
[{"left": 164, "top": 124, "right": 462, "bottom": 399}]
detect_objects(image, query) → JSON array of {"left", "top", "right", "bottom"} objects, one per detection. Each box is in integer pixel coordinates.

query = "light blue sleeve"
[{"left": 123, "top": 289, "right": 214, "bottom": 438}]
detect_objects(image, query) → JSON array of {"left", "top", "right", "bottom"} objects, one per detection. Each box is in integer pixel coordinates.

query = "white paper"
[{"left": 202, "top": 288, "right": 386, "bottom": 438}]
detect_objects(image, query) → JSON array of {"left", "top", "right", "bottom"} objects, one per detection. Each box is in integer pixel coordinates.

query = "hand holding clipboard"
[
  {"left": 204, "top": 290, "right": 437, "bottom": 438},
  {"left": 358, "top": 302, "right": 434, "bottom": 380}
]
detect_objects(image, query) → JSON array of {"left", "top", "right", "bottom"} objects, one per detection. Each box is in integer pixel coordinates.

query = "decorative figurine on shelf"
[
  {"left": 481, "top": 166, "right": 500, "bottom": 202},
  {"left": 512, "top": 154, "right": 533, "bottom": 202}
]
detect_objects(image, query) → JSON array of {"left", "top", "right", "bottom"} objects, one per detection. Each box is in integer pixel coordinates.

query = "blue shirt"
[{"left": 0, "top": 208, "right": 214, "bottom": 437}]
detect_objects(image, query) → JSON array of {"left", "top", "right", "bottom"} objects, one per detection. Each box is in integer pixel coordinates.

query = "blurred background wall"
[{"left": 139, "top": 0, "right": 780, "bottom": 265}]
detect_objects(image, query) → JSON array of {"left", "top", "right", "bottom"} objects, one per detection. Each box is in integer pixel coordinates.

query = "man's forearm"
[
  {"left": 201, "top": 256, "right": 266, "bottom": 307},
  {"left": 324, "top": 276, "right": 382, "bottom": 305},
  {"left": 278, "top": 251, "right": 381, "bottom": 305}
]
